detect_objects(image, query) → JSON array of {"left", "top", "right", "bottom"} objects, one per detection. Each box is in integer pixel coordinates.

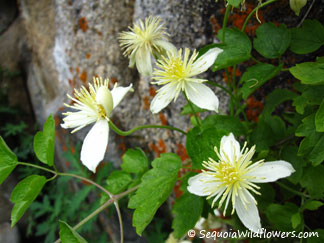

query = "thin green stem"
[
  {"left": 241, "top": 0, "right": 277, "bottom": 32},
  {"left": 277, "top": 181, "right": 310, "bottom": 198},
  {"left": 54, "top": 185, "right": 139, "bottom": 243},
  {"left": 114, "top": 201, "right": 124, "bottom": 243},
  {"left": 206, "top": 81, "right": 233, "bottom": 98},
  {"left": 222, "top": 4, "right": 231, "bottom": 43},
  {"left": 184, "top": 93, "right": 202, "bottom": 127},
  {"left": 58, "top": 172, "right": 113, "bottom": 198},
  {"left": 108, "top": 121, "right": 187, "bottom": 136},
  {"left": 17, "top": 162, "right": 56, "bottom": 174}
]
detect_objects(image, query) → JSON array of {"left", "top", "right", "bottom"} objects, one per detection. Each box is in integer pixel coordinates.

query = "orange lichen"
[
  {"left": 209, "top": 15, "right": 222, "bottom": 33},
  {"left": 76, "top": 67, "right": 80, "bottom": 73},
  {"left": 69, "top": 67, "right": 73, "bottom": 73},
  {"left": 85, "top": 53, "right": 91, "bottom": 59},
  {"left": 143, "top": 96, "right": 150, "bottom": 110},
  {"left": 78, "top": 17, "right": 88, "bottom": 32},
  {"left": 149, "top": 86, "right": 156, "bottom": 97},
  {"left": 159, "top": 113, "right": 168, "bottom": 126},
  {"left": 79, "top": 71, "right": 87, "bottom": 84},
  {"left": 111, "top": 77, "right": 118, "bottom": 85},
  {"left": 149, "top": 139, "right": 166, "bottom": 157},
  {"left": 176, "top": 144, "right": 189, "bottom": 162},
  {"left": 246, "top": 96, "right": 264, "bottom": 122},
  {"left": 222, "top": 67, "right": 242, "bottom": 84}
]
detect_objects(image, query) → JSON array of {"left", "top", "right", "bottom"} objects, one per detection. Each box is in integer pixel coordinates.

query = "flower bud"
[
  {"left": 96, "top": 86, "right": 113, "bottom": 117},
  {"left": 290, "top": 0, "right": 307, "bottom": 16}
]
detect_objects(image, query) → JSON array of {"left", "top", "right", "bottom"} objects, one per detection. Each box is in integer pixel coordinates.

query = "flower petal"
[
  {"left": 150, "top": 83, "right": 177, "bottom": 113},
  {"left": 246, "top": 160, "right": 295, "bottom": 183},
  {"left": 155, "top": 40, "right": 177, "bottom": 55},
  {"left": 184, "top": 82, "right": 219, "bottom": 112},
  {"left": 111, "top": 83, "right": 133, "bottom": 109},
  {"left": 191, "top": 47, "right": 223, "bottom": 75},
  {"left": 80, "top": 119, "right": 109, "bottom": 173},
  {"left": 187, "top": 173, "right": 220, "bottom": 196},
  {"left": 235, "top": 190, "right": 262, "bottom": 233},
  {"left": 220, "top": 133, "right": 241, "bottom": 164},
  {"left": 135, "top": 46, "right": 152, "bottom": 76}
]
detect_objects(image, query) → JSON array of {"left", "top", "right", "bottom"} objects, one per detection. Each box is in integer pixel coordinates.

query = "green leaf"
[
  {"left": 180, "top": 103, "right": 207, "bottom": 115},
  {"left": 59, "top": 220, "right": 87, "bottom": 243},
  {"left": 281, "top": 145, "right": 306, "bottom": 184},
  {"left": 202, "top": 115, "right": 246, "bottom": 137},
  {"left": 266, "top": 203, "right": 299, "bottom": 231},
  {"left": 293, "top": 95, "right": 308, "bottom": 114},
  {"left": 128, "top": 153, "right": 181, "bottom": 235},
  {"left": 307, "top": 229, "right": 324, "bottom": 243},
  {"left": 290, "top": 62, "right": 324, "bottom": 85},
  {"left": 262, "top": 89, "right": 297, "bottom": 117},
  {"left": 186, "top": 127, "right": 227, "bottom": 169},
  {"left": 303, "top": 200, "right": 324, "bottom": 211},
  {"left": 227, "top": 0, "right": 242, "bottom": 8},
  {"left": 0, "top": 136, "right": 18, "bottom": 185},
  {"left": 300, "top": 165, "right": 324, "bottom": 199},
  {"left": 10, "top": 175, "right": 47, "bottom": 226},
  {"left": 172, "top": 192, "right": 204, "bottom": 238},
  {"left": 33, "top": 115, "right": 55, "bottom": 166},
  {"left": 315, "top": 99, "right": 324, "bottom": 132},
  {"left": 291, "top": 212, "right": 302, "bottom": 229},
  {"left": 254, "top": 23, "right": 291, "bottom": 58},
  {"left": 239, "top": 63, "right": 282, "bottom": 99},
  {"left": 290, "top": 20, "right": 324, "bottom": 54},
  {"left": 121, "top": 148, "right": 148, "bottom": 174},
  {"left": 213, "top": 28, "right": 251, "bottom": 71},
  {"left": 106, "top": 171, "right": 132, "bottom": 194}
]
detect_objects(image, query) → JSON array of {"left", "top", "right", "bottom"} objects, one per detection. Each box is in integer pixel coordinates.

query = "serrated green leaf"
[
  {"left": 290, "top": 20, "right": 324, "bottom": 54},
  {"left": 213, "top": 28, "right": 251, "bottom": 71},
  {"left": 33, "top": 115, "right": 55, "bottom": 166},
  {"left": 296, "top": 113, "right": 315, "bottom": 137},
  {"left": 266, "top": 203, "right": 299, "bottom": 231},
  {"left": 10, "top": 175, "right": 47, "bottom": 226},
  {"left": 291, "top": 212, "right": 302, "bottom": 229},
  {"left": 293, "top": 95, "right": 308, "bottom": 114},
  {"left": 186, "top": 127, "right": 227, "bottom": 169},
  {"left": 262, "top": 89, "right": 297, "bottom": 116},
  {"left": 315, "top": 99, "right": 324, "bottom": 132},
  {"left": 172, "top": 192, "right": 204, "bottom": 238},
  {"left": 300, "top": 165, "right": 324, "bottom": 199},
  {"left": 303, "top": 200, "right": 324, "bottom": 211},
  {"left": 59, "top": 220, "right": 87, "bottom": 243},
  {"left": 180, "top": 103, "right": 207, "bottom": 115},
  {"left": 106, "top": 171, "right": 132, "bottom": 194},
  {"left": 0, "top": 136, "right": 18, "bottom": 185},
  {"left": 121, "top": 148, "right": 148, "bottom": 174},
  {"left": 128, "top": 153, "right": 181, "bottom": 235},
  {"left": 290, "top": 62, "right": 324, "bottom": 85},
  {"left": 239, "top": 63, "right": 282, "bottom": 99},
  {"left": 202, "top": 115, "right": 246, "bottom": 136},
  {"left": 254, "top": 23, "right": 291, "bottom": 58}
]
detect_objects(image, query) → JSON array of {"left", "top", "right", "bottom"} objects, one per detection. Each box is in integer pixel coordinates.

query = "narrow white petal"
[
  {"left": 185, "top": 82, "right": 219, "bottom": 112},
  {"left": 220, "top": 133, "right": 241, "bottom": 164},
  {"left": 247, "top": 160, "right": 295, "bottom": 183},
  {"left": 235, "top": 191, "right": 262, "bottom": 233},
  {"left": 80, "top": 119, "right": 109, "bottom": 173},
  {"left": 191, "top": 48, "right": 223, "bottom": 75},
  {"left": 135, "top": 47, "right": 152, "bottom": 76},
  {"left": 187, "top": 173, "right": 220, "bottom": 196},
  {"left": 129, "top": 51, "right": 136, "bottom": 68},
  {"left": 150, "top": 83, "right": 177, "bottom": 113},
  {"left": 154, "top": 40, "right": 177, "bottom": 54},
  {"left": 111, "top": 83, "right": 133, "bottom": 109}
]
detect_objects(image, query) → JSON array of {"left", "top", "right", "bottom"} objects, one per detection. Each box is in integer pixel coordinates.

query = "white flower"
[
  {"left": 61, "top": 77, "right": 133, "bottom": 173},
  {"left": 119, "top": 16, "right": 176, "bottom": 76},
  {"left": 187, "top": 133, "right": 295, "bottom": 232},
  {"left": 150, "top": 47, "right": 223, "bottom": 114}
]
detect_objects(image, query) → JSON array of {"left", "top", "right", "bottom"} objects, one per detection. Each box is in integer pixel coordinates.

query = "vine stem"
[
  {"left": 54, "top": 185, "right": 139, "bottom": 243},
  {"left": 241, "top": 0, "right": 277, "bottom": 32},
  {"left": 222, "top": 4, "right": 231, "bottom": 43},
  {"left": 276, "top": 181, "right": 310, "bottom": 198},
  {"left": 108, "top": 121, "right": 187, "bottom": 136}
]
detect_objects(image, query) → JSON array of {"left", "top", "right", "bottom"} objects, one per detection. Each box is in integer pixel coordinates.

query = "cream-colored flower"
[
  {"left": 187, "top": 133, "right": 295, "bottom": 232},
  {"left": 61, "top": 77, "right": 133, "bottom": 173},
  {"left": 119, "top": 16, "right": 176, "bottom": 76},
  {"left": 150, "top": 47, "right": 223, "bottom": 114}
]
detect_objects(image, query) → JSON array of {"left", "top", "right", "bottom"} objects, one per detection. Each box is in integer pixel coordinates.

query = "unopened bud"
[{"left": 290, "top": 0, "right": 307, "bottom": 16}]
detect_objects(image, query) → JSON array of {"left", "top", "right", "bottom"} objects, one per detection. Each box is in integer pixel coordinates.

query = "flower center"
[{"left": 217, "top": 162, "right": 240, "bottom": 186}]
